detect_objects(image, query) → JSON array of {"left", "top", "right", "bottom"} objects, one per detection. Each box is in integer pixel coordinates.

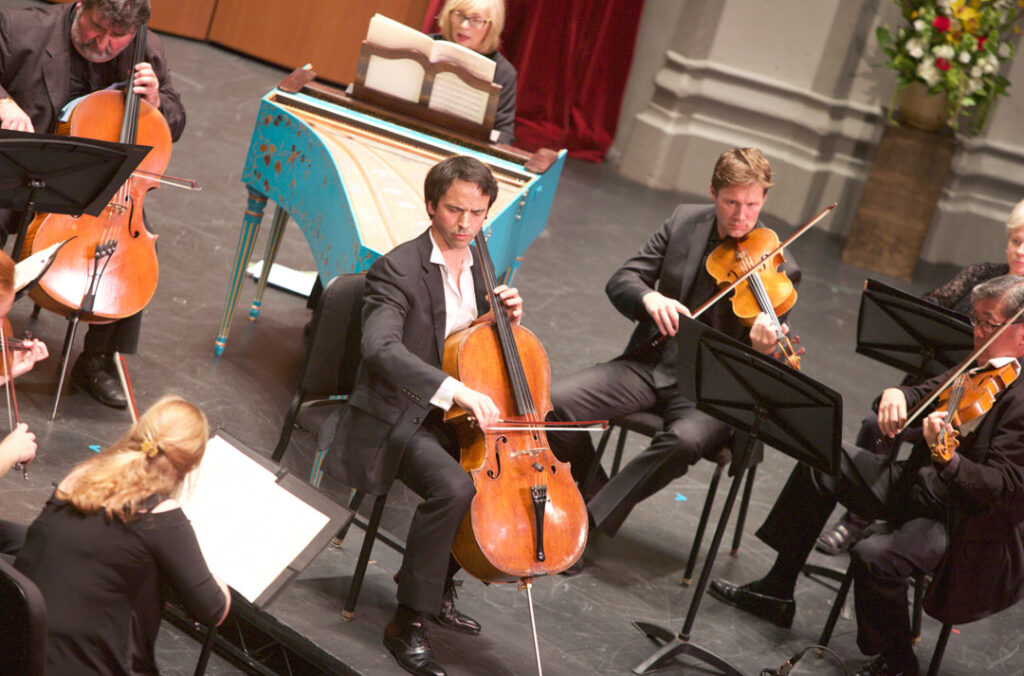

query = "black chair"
[
  {"left": 272, "top": 273, "right": 366, "bottom": 468},
  {"left": 0, "top": 557, "right": 47, "bottom": 676},
  {"left": 271, "top": 273, "right": 405, "bottom": 622},
  {"left": 815, "top": 550, "right": 941, "bottom": 675},
  {"left": 579, "top": 411, "right": 761, "bottom": 586}
]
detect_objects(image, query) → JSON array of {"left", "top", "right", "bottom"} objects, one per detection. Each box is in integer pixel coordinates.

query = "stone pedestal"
[{"left": 840, "top": 124, "right": 955, "bottom": 279}]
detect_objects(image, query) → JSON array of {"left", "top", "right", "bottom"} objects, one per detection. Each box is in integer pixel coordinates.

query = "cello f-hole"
[{"left": 486, "top": 435, "right": 507, "bottom": 479}]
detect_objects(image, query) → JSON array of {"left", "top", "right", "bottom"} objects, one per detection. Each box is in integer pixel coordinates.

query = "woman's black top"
[
  {"left": 15, "top": 493, "right": 226, "bottom": 675},
  {"left": 923, "top": 261, "right": 1009, "bottom": 315}
]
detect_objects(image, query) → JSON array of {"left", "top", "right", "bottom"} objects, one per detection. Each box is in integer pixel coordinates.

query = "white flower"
[
  {"left": 905, "top": 38, "right": 926, "bottom": 59},
  {"left": 914, "top": 19, "right": 927, "bottom": 32},
  {"left": 958, "top": 50, "right": 972, "bottom": 64},
  {"left": 971, "top": 65, "right": 983, "bottom": 78},
  {"left": 917, "top": 60, "right": 942, "bottom": 86},
  {"left": 998, "top": 43, "right": 1012, "bottom": 59},
  {"left": 933, "top": 44, "right": 955, "bottom": 60},
  {"left": 937, "top": 0, "right": 952, "bottom": 12},
  {"left": 967, "top": 78, "right": 984, "bottom": 94}
]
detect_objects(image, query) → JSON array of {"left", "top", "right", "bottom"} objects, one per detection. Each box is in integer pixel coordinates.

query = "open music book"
[{"left": 362, "top": 14, "right": 498, "bottom": 126}]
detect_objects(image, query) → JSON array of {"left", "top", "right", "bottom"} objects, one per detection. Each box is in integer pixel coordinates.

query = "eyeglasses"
[
  {"left": 450, "top": 9, "right": 491, "bottom": 29},
  {"left": 969, "top": 314, "right": 1021, "bottom": 333}
]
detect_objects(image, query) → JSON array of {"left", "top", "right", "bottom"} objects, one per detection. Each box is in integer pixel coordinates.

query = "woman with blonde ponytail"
[{"left": 15, "top": 395, "right": 230, "bottom": 676}]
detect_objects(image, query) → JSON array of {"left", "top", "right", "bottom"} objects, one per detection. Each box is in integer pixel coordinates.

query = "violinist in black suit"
[
  {"left": 710, "top": 275, "right": 1024, "bottom": 676},
  {"left": 547, "top": 147, "right": 800, "bottom": 543},
  {"left": 325, "top": 156, "right": 522, "bottom": 676}
]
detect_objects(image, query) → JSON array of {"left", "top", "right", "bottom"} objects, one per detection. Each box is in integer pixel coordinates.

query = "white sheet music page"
[{"left": 178, "top": 434, "right": 331, "bottom": 603}]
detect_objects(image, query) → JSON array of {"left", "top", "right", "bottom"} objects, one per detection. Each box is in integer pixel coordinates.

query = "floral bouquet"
[{"left": 876, "top": 0, "right": 1024, "bottom": 135}]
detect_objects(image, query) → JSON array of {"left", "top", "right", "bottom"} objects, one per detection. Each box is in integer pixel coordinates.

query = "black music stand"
[
  {"left": 0, "top": 128, "right": 150, "bottom": 259},
  {"left": 631, "top": 317, "right": 842, "bottom": 675},
  {"left": 857, "top": 279, "right": 973, "bottom": 382},
  {"left": 0, "top": 129, "right": 150, "bottom": 419}
]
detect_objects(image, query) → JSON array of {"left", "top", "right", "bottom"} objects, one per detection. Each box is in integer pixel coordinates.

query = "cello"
[
  {"left": 442, "top": 230, "right": 587, "bottom": 673},
  {"left": 19, "top": 22, "right": 167, "bottom": 323}
]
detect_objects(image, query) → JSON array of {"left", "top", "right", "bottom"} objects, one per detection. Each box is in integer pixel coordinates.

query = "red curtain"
[{"left": 422, "top": 0, "right": 645, "bottom": 162}]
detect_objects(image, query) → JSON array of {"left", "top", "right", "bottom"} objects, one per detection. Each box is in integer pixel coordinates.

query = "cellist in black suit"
[{"left": 324, "top": 156, "right": 523, "bottom": 676}]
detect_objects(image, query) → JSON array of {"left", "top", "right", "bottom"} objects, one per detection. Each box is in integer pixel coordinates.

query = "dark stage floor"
[{"left": 1, "top": 2, "right": 1021, "bottom": 674}]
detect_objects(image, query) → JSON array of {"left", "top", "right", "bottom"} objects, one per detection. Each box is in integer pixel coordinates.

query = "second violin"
[{"left": 705, "top": 227, "right": 803, "bottom": 369}]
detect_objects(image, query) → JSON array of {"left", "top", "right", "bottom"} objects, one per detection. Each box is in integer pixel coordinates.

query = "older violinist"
[
  {"left": 547, "top": 148, "right": 800, "bottom": 553},
  {"left": 710, "top": 274, "right": 1024, "bottom": 676},
  {"left": 817, "top": 196, "right": 1024, "bottom": 556}
]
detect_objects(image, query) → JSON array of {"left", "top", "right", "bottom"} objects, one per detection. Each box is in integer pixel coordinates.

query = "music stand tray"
[
  {"left": 631, "top": 317, "right": 842, "bottom": 675},
  {"left": 857, "top": 278, "right": 973, "bottom": 382},
  {"left": 0, "top": 128, "right": 150, "bottom": 258}
]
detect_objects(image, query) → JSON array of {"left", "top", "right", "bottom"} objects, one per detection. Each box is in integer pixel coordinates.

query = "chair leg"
[
  {"left": 911, "top": 574, "right": 926, "bottom": 645},
  {"left": 815, "top": 563, "right": 855, "bottom": 653},
  {"left": 610, "top": 429, "right": 629, "bottom": 477},
  {"left": 730, "top": 465, "right": 757, "bottom": 555},
  {"left": 580, "top": 427, "right": 614, "bottom": 499},
  {"left": 682, "top": 463, "right": 724, "bottom": 587},
  {"left": 271, "top": 392, "right": 304, "bottom": 462},
  {"left": 926, "top": 624, "right": 953, "bottom": 676},
  {"left": 333, "top": 490, "right": 366, "bottom": 546},
  {"left": 343, "top": 494, "right": 387, "bottom": 621}
]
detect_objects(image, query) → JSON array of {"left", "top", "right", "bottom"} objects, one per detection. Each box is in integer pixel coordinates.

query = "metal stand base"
[{"left": 632, "top": 622, "right": 741, "bottom": 676}]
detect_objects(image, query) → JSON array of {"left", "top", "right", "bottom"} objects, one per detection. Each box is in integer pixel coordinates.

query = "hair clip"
[{"left": 141, "top": 441, "right": 159, "bottom": 458}]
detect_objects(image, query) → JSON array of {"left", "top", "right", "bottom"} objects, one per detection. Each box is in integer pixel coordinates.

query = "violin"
[
  {"left": 705, "top": 227, "right": 803, "bottom": 369},
  {"left": 19, "top": 23, "right": 166, "bottom": 322},
  {"left": 930, "top": 361, "right": 1021, "bottom": 461}
]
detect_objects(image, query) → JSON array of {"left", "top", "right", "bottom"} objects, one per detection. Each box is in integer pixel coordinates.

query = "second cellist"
[{"left": 0, "top": 0, "right": 185, "bottom": 410}]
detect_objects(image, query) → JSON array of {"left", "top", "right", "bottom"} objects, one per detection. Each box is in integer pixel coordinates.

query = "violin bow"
[
  {"left": 690, "top": 203, "right": 837, "bottom": 320},
  {"left": 0, "top": 327, "right": 26, "bottom": 479},
  {"left": 113, "top": 351, "right": 139, "bottom": 424},
  {"left": 899, "top": 298, "right": 1024, "bottom": 433}
]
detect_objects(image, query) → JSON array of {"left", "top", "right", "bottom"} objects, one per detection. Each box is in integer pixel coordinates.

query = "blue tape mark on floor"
[{"left": 675, "top": 493, "right": 687, "bottom": 501}]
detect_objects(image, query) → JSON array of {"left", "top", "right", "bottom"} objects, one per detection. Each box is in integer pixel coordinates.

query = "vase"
[{"left": 897, "top": 82, "right": 949, "bottom": 132}]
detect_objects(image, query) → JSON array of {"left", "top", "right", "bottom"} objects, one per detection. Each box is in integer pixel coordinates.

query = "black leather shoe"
[
  {"left": 855, "top": 654, "right": 919, "bottom": 676},
  {"left": 71, "top": 353, "right": 127, "bottom": 409},
  {"left": 383, "top": 616, "right": 447, "bottom": 676},
  {"left": 708, "top": 578, "right": 795, "bottom": 628},
  {"left": 431, "top": 579, "right": 480, "bottom": 634}
]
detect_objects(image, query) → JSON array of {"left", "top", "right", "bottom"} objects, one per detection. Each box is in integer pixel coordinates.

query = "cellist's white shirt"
[{"left": 427, "top": 228, "right": 478, "bottom": 410}]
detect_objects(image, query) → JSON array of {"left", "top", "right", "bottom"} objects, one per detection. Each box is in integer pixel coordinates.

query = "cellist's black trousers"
[
  {"left": 394, "top": 416, "right": 475, "bottom": 613},
  {"left": 547, "top": 359, "right": 732, "bottom": 537},
  {"left": 82, "top": 314, "right": 142, "bottom": 354}
]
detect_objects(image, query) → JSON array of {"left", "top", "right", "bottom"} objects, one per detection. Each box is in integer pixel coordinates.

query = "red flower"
[
  {"left": 933, "top": 15, "right": 951, "bottom": 31},
  {"left": 978, "top": 36, "right": 987, "bottom": 49},
  {"left": 936, "top": 57, "right": 951, "bottom": 71}
]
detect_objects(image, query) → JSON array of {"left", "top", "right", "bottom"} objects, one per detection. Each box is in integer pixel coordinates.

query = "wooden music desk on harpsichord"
[{"left": 214, "top": 71, "right": 566, "bottom": 356}]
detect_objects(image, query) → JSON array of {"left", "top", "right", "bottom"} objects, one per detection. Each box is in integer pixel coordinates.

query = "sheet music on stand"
[{"left": 178, "top": 432, "right": 352, "bottom": 608}]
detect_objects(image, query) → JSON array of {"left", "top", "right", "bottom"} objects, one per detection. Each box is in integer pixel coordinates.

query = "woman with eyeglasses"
[
  {"left": 436, "top": 0, "right": 516, "bottom": 145},
  {"left": 816, "top": 197, "right": 1024, "bottom": 557}
]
